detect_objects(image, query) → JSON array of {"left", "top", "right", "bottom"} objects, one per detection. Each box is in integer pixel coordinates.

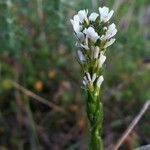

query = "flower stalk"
[{"left": 70, "top": 6, "right": 117, "bottom": 150}]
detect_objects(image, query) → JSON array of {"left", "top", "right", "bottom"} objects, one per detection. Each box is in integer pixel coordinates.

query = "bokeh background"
[{"left": 0, "top": 0, "right": 150, "bottom": 150}]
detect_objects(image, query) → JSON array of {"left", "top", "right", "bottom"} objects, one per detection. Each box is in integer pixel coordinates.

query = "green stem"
[{"left": 87, "top": 91, "right": 103, "bottom": 150}]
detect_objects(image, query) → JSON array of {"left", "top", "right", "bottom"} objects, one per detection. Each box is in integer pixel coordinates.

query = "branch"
[
  {"left": 113, "top": 100, "right": 150, "bottom": 150},
  {"left": 10, "top": 80, "right": 66, "bottom": 114}
]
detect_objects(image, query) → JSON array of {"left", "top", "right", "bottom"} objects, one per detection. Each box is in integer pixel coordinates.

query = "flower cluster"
[{"left": 71, "top": 6, "right": 117, "bottom": 94}]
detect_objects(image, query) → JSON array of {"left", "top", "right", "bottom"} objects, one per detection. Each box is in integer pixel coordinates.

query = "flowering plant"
[{"left": 71, "top": 6, "right": 117, "bottom": 150}]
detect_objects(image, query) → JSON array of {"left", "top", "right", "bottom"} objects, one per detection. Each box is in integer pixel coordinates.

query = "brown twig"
[
  {"left": 10, "top": 80, "right": 66, "bottom": 114},
  {"left": 113, "top": 100, "right": 150, "bottom": 150}
]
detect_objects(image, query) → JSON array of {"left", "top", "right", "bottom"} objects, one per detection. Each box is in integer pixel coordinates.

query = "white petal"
[
  {"left": 74, "top": 15, "right": 80, "bottom": 21},
  {"left": 98, "top": 53, "right": 106, "bottom": 68},
  {"left": 76, "top": 32, "right": 85, "bottom": 41},
  {"left": 101, "top": 23, "right": 117, "bottom": 40},
  {"left": 96, "top": 76, "right": 104, "bottom": 88},
  {"left": 78, "top": 9, "right": 88, "bottom": 23},
  {"left": 108, "top": 23, "right": 116, "bottom": 29},
  {"left": 106, "top": 28, "right": 117, "bottom": 39},
  {"left": 83, "top": 76, "right": 88, "bottom": 85},
  {"left": 75, "top": 42, "right": 79, "bottom": 47},
  {"left": 92, "top": 46, "right": 99, "bottom": 59},
  {"left": 99, "top": 6, "right": 114, "bottom": 22},
  {"left": 99, "top": 7, "right": 109, "bottom": 22},
  {"left": 92, "top": 73, "right": 97, "bottom": 83},
  {"left": 83, "top": 80, "right": 87, "bottom": 86},
  {"left": 74, "top": 24, "right": 80, "bottom": 33},
  {"left": 89, "top": 12, "right": 99, "bottom": 21},
  {"left": 70, "top": 19, "right": 73, "bottom": 25},
  {"left": 84, "top": 27, "right": 99, "bottom": 43},
  {"left": 70, "top": 15, "right": 81, "bottom": 33},
  {"left": 77, "top": 50, "right": 85, "bottom": 61},
  {"left": 99, "top": 7, "right": 109, "bottom": 16},
  {"left": 80, "top": 44, "right": 89, "bottom": 50},
  {"left": 80, "top": 36, "right": 89, "bottom": 49},
  {"left": 86, "top": 72, "right": 91, "bottom": 81},
  {"left": 83, "top": 76, "right": 87, "bottom": 81},
  {"left": 107, "top": 10, "right": 114, "bottom": 21},
  {"left": 104, "top": 38, "right": 115, "bottom": 48}
]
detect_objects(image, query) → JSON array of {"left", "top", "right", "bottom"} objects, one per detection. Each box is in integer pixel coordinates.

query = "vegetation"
[{"left": 0, "top": 0, "right": 150, "bottom": 149}]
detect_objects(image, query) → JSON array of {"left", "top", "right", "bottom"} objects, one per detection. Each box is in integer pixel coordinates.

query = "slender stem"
[{"left": 87, "top": 91, "right": 103, "bottom": 150}]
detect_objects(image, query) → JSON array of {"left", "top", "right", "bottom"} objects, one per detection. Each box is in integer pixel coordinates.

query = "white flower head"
[
  {"left": 96, "top": 75, "right": 104, "bottom": 88},
  {"left": 78, "top": 9, "right": 88, "bottom": 23},
  {"left": 77, "top": 50, "right": 85, "bottom": 61},
  {"left": 71, "top": 7, "right": 116, "bottom": 90},
  {"left": 98, "top": 53, "right": 106, "bottom": 68},
  {"left": 99, "top": 6, "right": 114, "bottom": 23},
  {"left": 84, "top": 27, "right": 100, "bottom": 43},
  {"left": 89, "top": 12, "right": 99, "bottom": 22}
]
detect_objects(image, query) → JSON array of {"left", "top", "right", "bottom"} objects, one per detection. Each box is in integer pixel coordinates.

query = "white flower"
[
  {"left": 89, "top": 12, "right": 99, "bottom": 22},
  {"left": 99, "top": 6, "right": 114, "bottom": 23},
  {"left": 96, "top": 75, "right": 104, "bottom": 88},
  {"left": 83, "top": 72, "right": 97, "bottom": 86},
  {"left": 104, "top": 38, "right": 116, "bottom": 48},
  {"left": 77, "top": 50, "right": 85, "bottom": 61},
  {"left": 106, "top": 23, "right": 117, "bottom": 39},
  {"left": 70, "top": 15, "right": 80, "bottom": 33},
  {"left": 98, "top": 53, "right": 106, "bottom": 68},
  {"left": 84, "top": 27, "right": 100, "bottom": 43},
  {"left": 78, "top": 9, "right": 88, "bottom": 23},
  {"left": 91, "top": 46, "right": 100, "bottom": 59},
  {"left": 101, "top": 23, "right": 117, "bottom": 40},
  {"left": 70, "top": 15, "right": 85, "bottom": 40}
]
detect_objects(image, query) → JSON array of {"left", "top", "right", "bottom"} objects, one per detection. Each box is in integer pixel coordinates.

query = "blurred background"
[{"left": 0, "top": 0, "right": 150, "bottom": 150}]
